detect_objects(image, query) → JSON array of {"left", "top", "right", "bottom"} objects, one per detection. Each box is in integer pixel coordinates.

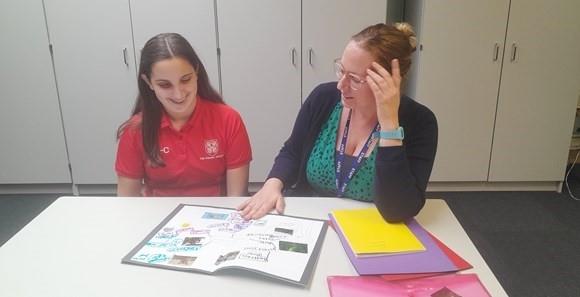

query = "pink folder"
[{"left": 328, "top": 274, "right": 492, "bottom": 297}]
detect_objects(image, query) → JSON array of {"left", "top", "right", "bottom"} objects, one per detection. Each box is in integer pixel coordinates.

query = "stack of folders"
[{"left": 328, "top": 207, "right": 491, "bottom": 297}]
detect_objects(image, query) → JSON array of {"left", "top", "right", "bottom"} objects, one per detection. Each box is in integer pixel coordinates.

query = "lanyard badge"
[{"left": 335, "top": 109, "right": 380, "bottom": 197}]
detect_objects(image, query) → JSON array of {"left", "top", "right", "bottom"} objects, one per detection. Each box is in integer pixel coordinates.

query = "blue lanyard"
[{"left": 335, "top": 109, "right": 380, "bottom": 197}]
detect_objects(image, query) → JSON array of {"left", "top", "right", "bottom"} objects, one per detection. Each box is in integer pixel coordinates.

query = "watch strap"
[{"left": 374, "top": 126, "right": 404, "bottom": 140}]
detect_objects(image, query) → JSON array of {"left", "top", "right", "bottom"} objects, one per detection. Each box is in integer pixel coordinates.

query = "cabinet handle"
[
  {"left": 122, "top": 48, "right": 129, "bottom": 66},
  {"left": 291, "top": 48, "right": 297, "bottom": 66},
  {"left": 308, "top": 48, "right": 314, "bottom": 66},
  {"left": 493, "top": 43, "right": 500, "bottom": 61},
  {"left": 510, "top": 43, "right": 518, "bottom": 62}
]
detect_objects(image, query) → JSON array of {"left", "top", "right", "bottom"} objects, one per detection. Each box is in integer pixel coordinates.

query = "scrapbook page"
[{"left": 122, "top": 204, "right": 328, "bottom": 286}]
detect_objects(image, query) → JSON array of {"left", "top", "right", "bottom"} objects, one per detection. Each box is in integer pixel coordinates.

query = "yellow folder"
[{"left": 331, "top": 207, "right": 425, "bottom": 255}]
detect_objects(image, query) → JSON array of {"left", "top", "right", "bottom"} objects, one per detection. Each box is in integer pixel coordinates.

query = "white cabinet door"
[
  {"left": 406, "top": 0, "right": 509, "bottom": 181},
  {"left": 302, "top": 0, "right": 386, "bottom": 100},
  {"left": 130, "top": 0, "right": 220, "bottom": 89},
  {"left": 44, "top": 0, "right": 137, "bottom": 184},
  {"left": 0, "top": 0, "right": 71, "bottom": 184},
  {"left": 488, "top": 0, "right": 580, "bottom": 181},
  {"left": 217, "top": 0, "right": 301, "bottom": 182}
]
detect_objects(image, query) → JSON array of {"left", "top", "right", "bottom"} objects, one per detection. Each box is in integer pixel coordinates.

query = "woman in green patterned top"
[{"left": 239, "top": 23, "right": 438, "bottom": 223}]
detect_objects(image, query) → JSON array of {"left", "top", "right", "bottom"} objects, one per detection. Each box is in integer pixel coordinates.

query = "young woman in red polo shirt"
[{"left": 115, "top": 33, "right": 252, "bottom": 197}]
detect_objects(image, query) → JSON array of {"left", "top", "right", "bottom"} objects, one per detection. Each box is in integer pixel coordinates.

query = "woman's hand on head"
[
  {"left": 237, "top": 178, "right": 285, "bottom": 220},
  {"left": 367, "top": 59, "right": 402, "bottom": 129}
]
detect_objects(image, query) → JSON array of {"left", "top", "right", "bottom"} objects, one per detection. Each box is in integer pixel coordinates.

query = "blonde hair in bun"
[{"left": 394, "top": 22, "right": 417, "bottom": 52}]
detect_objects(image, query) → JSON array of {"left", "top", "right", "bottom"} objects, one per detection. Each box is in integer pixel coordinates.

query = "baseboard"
[
  {"left": 248, "top": 182, "right": 264, "bottom": 195},
  {"left": 76, "top": 184, "right": 117, "bottom": 195},
  {"left": 426, "top": 181, "right": 561, "bottom": 192},
  {"left": 252, "top": 181, "right": 562, "bottom": 193},
  {"left": 0, "top": 181, "right": 562, "bottom": 195},
  {"left": 0, "top": 184, "right": 73, "bottom": 194}
]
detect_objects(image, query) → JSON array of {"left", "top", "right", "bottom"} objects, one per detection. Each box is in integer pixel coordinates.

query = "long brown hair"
[
  {"left": 117, "top": 33, "right": 223, "bottom": 167},
  {"left": 351, "top": 22, "right": 417, "bottom": 78}
]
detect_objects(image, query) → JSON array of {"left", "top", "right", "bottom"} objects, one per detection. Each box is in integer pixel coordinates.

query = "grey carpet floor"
[{"left": 431, "top": 190, "right": 580, "bottom": 297}]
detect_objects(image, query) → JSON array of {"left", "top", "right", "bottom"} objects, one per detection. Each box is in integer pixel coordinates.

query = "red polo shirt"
[{"left": 115, "top": 98, "right": 252, "bottom": 196}]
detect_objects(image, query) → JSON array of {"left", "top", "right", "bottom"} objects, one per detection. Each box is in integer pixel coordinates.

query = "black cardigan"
[{"left": 268, "top": 82, "right": 438, "bottom": 222}]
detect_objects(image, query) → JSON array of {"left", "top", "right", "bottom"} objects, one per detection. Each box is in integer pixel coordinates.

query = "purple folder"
[{"left": 329, "top": 215, "right": 457, "bottom": 274}]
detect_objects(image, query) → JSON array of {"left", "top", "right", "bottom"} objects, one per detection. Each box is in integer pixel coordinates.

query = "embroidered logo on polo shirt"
[
  {"left": 204, "top": 139, "right": 219, "bottom": 156},
  {"left": 160, "top": 147, "right": 170, "bottom": 154},
  {"left": 201, "top": 139, "right": 224, "bottom": 160}
]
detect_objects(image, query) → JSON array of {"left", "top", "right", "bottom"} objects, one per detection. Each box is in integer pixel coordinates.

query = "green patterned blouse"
[{"left": 306, "top": 103, "right": 376, "bottom": 201}]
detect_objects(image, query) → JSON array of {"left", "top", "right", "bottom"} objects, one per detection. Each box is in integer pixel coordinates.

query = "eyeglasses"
[{"left": 333, "top": 58, "right": 366, "bottom": 91}]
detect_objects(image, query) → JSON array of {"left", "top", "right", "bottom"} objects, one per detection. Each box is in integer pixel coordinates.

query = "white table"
[{"left": 0, "top": 197, "right": 507, "bottom": 296}]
